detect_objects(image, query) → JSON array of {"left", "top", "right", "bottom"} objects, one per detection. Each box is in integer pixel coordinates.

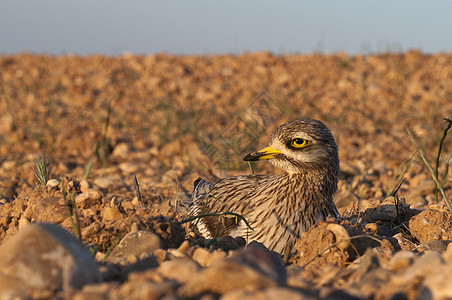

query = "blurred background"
[{"left": 1, "top": 0, "right": 452, "bottom": 56}]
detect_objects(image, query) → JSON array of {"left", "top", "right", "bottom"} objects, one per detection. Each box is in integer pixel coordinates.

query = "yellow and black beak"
[{"left": 243, "top": 146, "right": 281, "bottom": 161}]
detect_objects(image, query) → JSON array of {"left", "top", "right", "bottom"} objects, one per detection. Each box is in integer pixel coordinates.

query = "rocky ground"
[{"left": 0, "top": 51, "right": 452, "bottom": 299}]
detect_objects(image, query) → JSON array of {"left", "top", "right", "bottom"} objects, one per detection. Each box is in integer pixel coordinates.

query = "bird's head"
[{"left": 243, "top": 119, "right": 339, "bottom": 175}]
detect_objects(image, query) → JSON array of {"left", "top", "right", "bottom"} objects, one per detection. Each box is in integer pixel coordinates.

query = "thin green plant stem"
[
  {"left": 443, "top": 154, "right": 452, "bottom": 187},
  {"left": 435, "top": 118, "right": 452, "bottom": 203},
  {"left": 64, "top": 203, "right": 78, "bottom": 238},
  {"left": 83, "top": 160, "right": 93, "bottom": 180},
  {"left": 133, "top": 174, "right": 148, "bottom": 210},
  {"left": 214, "top": 214, "right": 222, "bottom": 237},
  {"left": 391, "top": 178, "right": 406, "bottom": 224},
  {"left": 391, "top": 177, "right": 406, "bottom": 197},
  {"left": 95, "top": 102, "right": 112, "bottom": 167},
  {"left": 102, "top": 231, "right": 125, "bottom": 263},
  {"left": 184, "top": 194, "right": 253, "bottom": 248},
  {"left": 386, "top": 153, "right": 415, "bottom": 197},
  {"left": 62, "top": 179, "right": 79, "bottom": 238},
  {"left": 248, "top": 161, "right": 255, "bottom": 175},
  {"left": 190, "top": 194, "right": 224, "bottom": 232},
  {"left": 181, "top": 211, "right": 254, "bottom": 232},
  {"left": 205, "top": 215, "right": 224, "bottom": 248},
  {"left": 407, "top": 127, "right": 452, "bottom": 213},
  {"left": 71, "top": 192, "right": 81, "bottom": 240}
]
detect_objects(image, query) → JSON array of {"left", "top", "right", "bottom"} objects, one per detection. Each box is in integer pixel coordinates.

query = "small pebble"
[
  {"left": 157, "top": 258, "right": 201, "bottom": 284},
  {"left": 429, "top": 203, "right": 448, "bottom": 212},
  {"left": 119, "top": 162, "right": 139, "bottom": 174},
  {"left": 130, "top": 222, "right": 139, "bottom": 233},
  {"left": 121, "top": 201, "right": 134, "bottom": 210},
  {"left": 365, "top": 223, "right": 379, "bottom": 234},
  {"left": 80, "top": 179, "right": 92, "bottom": 193},
  {"left": 75, "top": 190, "right": 103, "bottom": 207},
  {"left": 191, "top": 247, "right": 211, "bottom": 267},
  {"left": 404, "top": 194, "right": 427, "bottom": 208},
  {"left": 102, "top": 207, "right": 123, "bottom": 221},
  {"left": 46, "top": 179, "right": 60, "bottom": 188},
  {"left": 178, "top": 240, "right": 191, "bottom": 253},
  {"left": 111, "top": 143, "right": 130, "bottom": 158},
  {"left": 417, "top": 240, "right": 449, "bottom": 252},
  {"left": 131, "top": 197, "right": 140, "bottom": 206},
  {"left": 387, "top": 250, "right": 416, "bottom": 271},
  {"left": 443, "top": 243, "right": 452, "bottom": 262},
  {"left": 167, "top": 249, "right": 187, "bottom": 260},
  {"left": 110, "top": 197, "right": 120, "bottom": 207},
  {"left": 153, "top": 248, "right": 168, "bottom": 264},
  {"left": 18, "top": 218, "right": 30, "bottom": 230},
  {"left": 326, "top": 223, "right": 350, "bottom": 250},
  {"left": 126, "top": 254, "right": 138, "bottom": 264},
  {"left": 95, "top": 252, "right": 106, "bottom": 261},
  {"left": 94, "top": 177, "right": 116, "bottom": 189}
]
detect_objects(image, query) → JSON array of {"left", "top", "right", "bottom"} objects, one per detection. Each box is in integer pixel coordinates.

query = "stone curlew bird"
[{"left": 188, "top": 119, "right": 340, "bottom": 256}]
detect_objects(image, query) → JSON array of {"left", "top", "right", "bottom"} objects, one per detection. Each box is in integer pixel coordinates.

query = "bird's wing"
[
  {"left": 191, "top": 177, "right": 215, "bottom": 205},
  {"left": 207, "top": 175, "right": 271, "bottom": 210},
  {"left": 188, "top": 175, "right": 270, "bottom": 238}
]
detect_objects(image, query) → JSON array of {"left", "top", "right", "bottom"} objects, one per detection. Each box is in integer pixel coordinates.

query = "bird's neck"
[{"left": 283, "top": 166, "right": 338, "bottom": 197}]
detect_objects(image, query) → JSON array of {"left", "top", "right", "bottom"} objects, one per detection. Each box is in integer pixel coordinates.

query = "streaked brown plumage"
[{"left": 188, "top": 119, "right": 340, "bottom": 255}]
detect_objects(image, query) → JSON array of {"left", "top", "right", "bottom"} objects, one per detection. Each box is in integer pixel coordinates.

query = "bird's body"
[{"left": 188, "top": 119, "right": 340, "bottom": 255}]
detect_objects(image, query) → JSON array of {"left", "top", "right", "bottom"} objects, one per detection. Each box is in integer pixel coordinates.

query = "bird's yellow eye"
[{"left": 291, "top": 138, "right": 310, "bottom": 148}]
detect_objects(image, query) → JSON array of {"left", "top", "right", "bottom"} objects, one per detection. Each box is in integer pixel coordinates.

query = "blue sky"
[{"left": 1, "top": 1, "right": 451, "bottom": 56}]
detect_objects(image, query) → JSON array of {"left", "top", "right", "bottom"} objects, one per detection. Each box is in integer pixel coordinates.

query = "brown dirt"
[{"left": 1, "top": 51, "right": 452, "bottom": 299}]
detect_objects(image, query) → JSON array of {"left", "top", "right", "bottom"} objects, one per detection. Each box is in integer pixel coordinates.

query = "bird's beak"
[{"left": 243, "top": 146, "right": 281, "bottom": 161}]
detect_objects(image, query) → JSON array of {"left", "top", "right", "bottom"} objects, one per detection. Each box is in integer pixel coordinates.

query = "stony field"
[{"left": 0, "top": 51, "right": 452, "bottom": 299}]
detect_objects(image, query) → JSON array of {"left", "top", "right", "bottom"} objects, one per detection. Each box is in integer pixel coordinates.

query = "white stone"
[{"left": 46, "top": 179, "right": 60, "bottom": 188}]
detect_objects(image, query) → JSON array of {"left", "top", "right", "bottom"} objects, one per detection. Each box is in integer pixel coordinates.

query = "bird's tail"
[{"left": 189, "top": 177, "right": 215, "bottom": 211}]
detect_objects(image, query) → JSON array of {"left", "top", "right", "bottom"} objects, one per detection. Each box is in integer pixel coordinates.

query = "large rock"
[
  {"left": 75, "top": 190, "right": 103, "bottom": 208},
  {"left": 107, "top": 230, "right": 162, "bottom": 264},
  {"left": 393, "top": 250, "right": 444, "bottom": 286},
  {"left": 370, "top": 197, "right": 405, "bottom": 222},
  {"left": 157, "top": 258, "right": 201, "bottom": 284},
  {"left": 180, "top": 242, "right": 286, "bottom": 297},
  {"left": 409, "top": 205, "right": 452, "bottom": 242},
  {"left": 422, "top": 258, "right": 452, "bottom": 299},
  {"left": 33, "top": 196, "right": 67, "bottom": 223},
  {"left": 191, "top": 247, "right": 227, "bottom": 267},
  {"left": 0, "top": 223, "right": 101, "bottom": 298},
  {"left": 222, "top": 287, "right": 315, "bottom": 300},
  {"left": 291, "top": 222, "right": 353, "bottom": 270}
]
